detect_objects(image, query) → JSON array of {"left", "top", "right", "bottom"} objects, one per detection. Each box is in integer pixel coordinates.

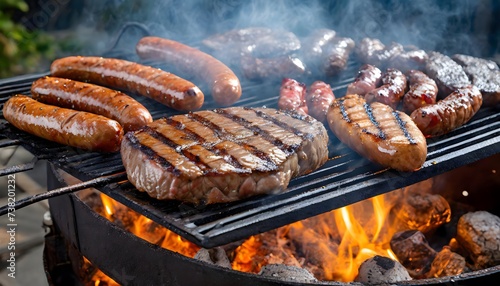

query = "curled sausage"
[
  {"left": 136, "top": 36, "right": 241, "bottom": 106},
  {"left": 306, "top": 81, "right": 335, "bottom": 122},
  {"left": 31, "top": 76, "right": 153, "bottom": 132},
  {"left": 410, "top": 86, "right": 483, "bottom": 137},
  {"left": 50, "top": 56, "right": 204, "bottom": 111},
  {"left": 365, "top": 68, "right": 407, "bottom": 109},
  {"left": 402, "top": 70, "right": 438, "bottom": 114},
  {"left": 346, "top": 64, "right": 382, "bottom": 96},
  {"left": 278, "top": 78, "right": 308, "bottom": 115},
  {"left": 3, "top": 95, "right": 123, "bottom": 152}
]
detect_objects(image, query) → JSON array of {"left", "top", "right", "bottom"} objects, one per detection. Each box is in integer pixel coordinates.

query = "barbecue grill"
[
  {"left": 1, "top": 1, "right": 500, "bottom": 283},
  {"left": 1, "top": 36, "right": 499, "bottom": 248}
]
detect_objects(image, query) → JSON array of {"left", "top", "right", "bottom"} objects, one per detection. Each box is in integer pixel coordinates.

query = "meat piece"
[
  {"left": 452, "top": 53, "right": 500, "bottom": 107},
  {"left": 427, "top": 247, "right": 467, "bottom": 278},
  {"left": 365, "top": 68, "right": 407, "bottom": 109},
  {"left": 410, "top": 86, "right": 482, "bottom": 137},
  {"left": 456, "top": 211, "right": 500, "bottom": 269},
  {"left": 3, "top": 95, "right": 123, "bottom": 152},
  {"left": 327, "top": 94, "right": 427, "bottom": 172},
  {"left": 390, "top": 230, "right": 436, "bottom": 278},
  {"left": 121, "top": 107, "right": 329, "bottom": 204},
  {"left": 393, "top": 189, "right": 451, "bottom": 233},
  {"left": 50, "top": 56, "right": 204, "bottom": 111},
  {"left": 136, "top": 36, "right": 241, "bottom": 106},
  {"left": 355, "top": 38, "right": 404, "bottom": 68},
  {"left": 346, "top": 64, "right": 383, "bottom": 96},
  {"left": 278, "top": 78, "right": 308, "bottom": 115},
  {"left": 305, "top": 81, "right": 335, "bottom": 123},
  {"left": 240, "top": 54, "right": 306, "bottom": 80},
  {"left": 300, "top": 28, "right": 337, "bottom": 62},
  {"left": 388, "top": 48, "right": 428, "bottom": 73},
  {"left": 321, "top": 37, "right": 355, "bottom": 76},
  {"left": 31, "top": 76, "right": 153, "bottom": 132},
  {"left": 355, "top": 256, "right": 412, "bottom": 284},
  {"left": 202, "top": 27, "right": 301, "bottom": 60},
  {"left": 425, "top": 52, "right": 471, "bottom": 98},
  {"left": 402, "top": 70, "right": 438, "bottom": 114}
]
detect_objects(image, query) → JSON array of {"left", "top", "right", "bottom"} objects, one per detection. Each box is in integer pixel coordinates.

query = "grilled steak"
[
  {"left": 452, "top": 54, "right": 500, "bottom": 107},
  {"left": 425, "top": 52, "right": 471, "bottom": 98},
  {"left": 327, "top": 94, "right": 427, "bottom": 171},
  {"left": 121, "top": 107, "right": 329, "bottom": 204}
]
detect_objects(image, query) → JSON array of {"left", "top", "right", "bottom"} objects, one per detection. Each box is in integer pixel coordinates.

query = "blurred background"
[{"left": 1, "top": 0, "right": 499, "bottom": 79}]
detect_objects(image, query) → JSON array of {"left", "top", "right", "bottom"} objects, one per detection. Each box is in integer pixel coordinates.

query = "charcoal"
[
  {"left": 194, "top": 247, "right": 232, "bottom": 269},
  {"left": 355, "top": 255, "right": 412, "bottom": 284},
  {"left": 390, "top": 230, "right": 436, "bottom": 278},
  {"left": 393, "top": 188, "right": 451, "bottom": 233},
  {"left": 456, "top": 211, "right": 500, "bottom": 269},
  {"left": 427, "top": 246, "right": 468, "bottom": 278},
  {"left": 259, "top": 264, "right": 317, "bottom": 283}
]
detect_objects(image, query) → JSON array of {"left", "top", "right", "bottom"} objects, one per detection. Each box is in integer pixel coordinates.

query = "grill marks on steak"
[{"left": 122, "top": 107, "right": 328, "bottom": 204}]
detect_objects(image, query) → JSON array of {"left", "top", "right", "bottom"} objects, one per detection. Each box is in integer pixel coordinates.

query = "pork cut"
[{"left": 120, "top": 107, "right": 329, "bottom": 204}]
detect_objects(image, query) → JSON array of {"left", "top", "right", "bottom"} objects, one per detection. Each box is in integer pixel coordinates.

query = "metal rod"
[
  {"left": 0, "top": 139, "right": 20, "bottom": 148},
  {"left": 0, "top": 172, "right": 128, "bottom": 216},
  {"left": 0, "top": 160, "right": 36, "bottom": 177}
]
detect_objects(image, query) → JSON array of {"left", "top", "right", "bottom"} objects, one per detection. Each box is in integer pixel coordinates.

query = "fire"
[
  {"left": 90, "top": 189, "right": 445, "bottom": 283},
  {"left": 232, "top": 193, "right": 400, "bottom": 282}
]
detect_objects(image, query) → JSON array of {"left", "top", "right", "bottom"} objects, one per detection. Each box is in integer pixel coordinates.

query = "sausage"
[
  {"left": 31, "top": 76, "right": 153, "bottom": 132},
  {"left": 2, "top": 95, "right": 123, "bottom": 152},
  {"left": 402, "top": 70, "right": 438, "bottom": 114},
  {"left": 410, "top": 86, "right": 483, "bottom": 137},
  {"left": 365, "top": 68, "right": 407, "bottom": 109},
  {"left": 278, "top": 78, "right": 308, "bottom": 115},
  {"left": 306, "top": 81, "right": 335, "bottom": 122},
  {"left": 327, "top": 94, "right": 427, "bottom": 172},
  {"left": 136, "top": 36, "right": 241, "bottom": 106},
  {"left": 346, "top": 64, "right": 382, "bottom": 96},
  {"left": 50, "top": 56, "right": 204, "bottom": 111}
]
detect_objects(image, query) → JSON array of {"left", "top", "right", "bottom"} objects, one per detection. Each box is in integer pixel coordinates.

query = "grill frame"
[{"left": 0, "top": 51, "right": 499, "bottom": 248}]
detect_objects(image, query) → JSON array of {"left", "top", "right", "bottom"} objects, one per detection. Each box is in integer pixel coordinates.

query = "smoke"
[{"left": 75, "top": 0, "right": 498, "bottom": 57}]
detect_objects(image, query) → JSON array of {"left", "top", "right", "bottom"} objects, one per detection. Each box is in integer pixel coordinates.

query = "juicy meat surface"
[
  {"left": 121, "top": 107, "right": 329, "bottom": 204},
  {"left": 425, "top": 52, "right": 471, "bottom": 98},
  {"left": 452, "top": 54, "right": 500, "bottom": 107},
  {"left": 327, "top": 94, "right": 427, "bottom": 171}
]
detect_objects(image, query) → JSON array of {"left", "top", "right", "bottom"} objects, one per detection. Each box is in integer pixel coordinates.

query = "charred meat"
[
  {"left": 424, "top": 52, "right": 471, "bottom": 99},
  {"left": 452, "top": 54, "right": 500, "bottom": 107},
  {"left": 121, "top": 107, "right": 329, "bottom": 204}
]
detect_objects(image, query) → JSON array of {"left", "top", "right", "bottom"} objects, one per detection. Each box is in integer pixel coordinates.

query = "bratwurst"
[
  {"left": 410, "top": 86, "right": 482, "bottom": 137},
  {"left": 50, "top": 56, "right": 204, "bottom": 111},
  {"left": 327, "top": 94, "right": 427, "bottom": 171},
  {"left": 31, "top": 76, "right": 152, "bottom": 132},
  {"left": 136, "top": 36, "right": 241, "bottom": 106},
  {"left": 3, "top": 95, "right": 123, "bottom": 152}
]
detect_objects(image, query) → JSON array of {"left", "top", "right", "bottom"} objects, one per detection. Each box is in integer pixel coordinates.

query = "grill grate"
[{"left": 0, "top": 53, "right": 499, "bottom": 248}]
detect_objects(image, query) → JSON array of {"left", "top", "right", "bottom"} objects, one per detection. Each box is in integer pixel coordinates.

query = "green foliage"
[{"left": 0, "top": 0, "right": 55, "bottom": 78}]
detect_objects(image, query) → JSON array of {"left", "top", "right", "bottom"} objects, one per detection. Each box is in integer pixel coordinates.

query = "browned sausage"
[
  {"left": 410, "top": 86, "right": 483, "bottom": 137},
  {"left": 2, "top": 95, "right": 123, "bottom": 152},
  {"left": 31, "top": 76, "right": 153, "bottom": 132},
  {"left": 50, "top": 56, "right": 204, "bottom": 111},
  {"left": 346, "top": 64, "right": 382, "bottom": 96},
  {"left": 306, "top": 81, "right": 335, "bottom": 122},
  {"left": 136, "top": 36, "right": 242, "bottom": 106},
  {"left": 365, "top": 68, "right": 407, "bottom": 109},
  {"left": 402, "top": 70, "right": 438, "bottom": 114},
  {"left": 278, "top": 78, "right": 308, "bottom": 115}
]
